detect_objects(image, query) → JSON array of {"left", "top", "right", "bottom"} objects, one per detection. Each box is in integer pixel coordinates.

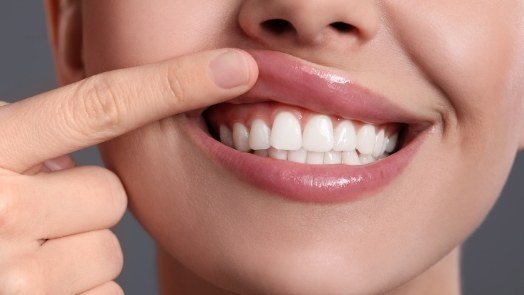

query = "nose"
[{"left": 238, "top": 0, "right": 380, "bottom": 48}]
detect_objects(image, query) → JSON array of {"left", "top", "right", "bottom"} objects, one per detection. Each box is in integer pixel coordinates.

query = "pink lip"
[{"left": 186, "top": 50, "right": 430, "bottom": 203}]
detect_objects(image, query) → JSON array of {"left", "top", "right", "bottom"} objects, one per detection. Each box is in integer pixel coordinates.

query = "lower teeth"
[{"left": 251, "top": 148, "right": 388, "bottom": 166}]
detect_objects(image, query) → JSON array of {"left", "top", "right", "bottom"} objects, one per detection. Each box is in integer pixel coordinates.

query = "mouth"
[{"left": 185, "top": 50, "right": 432, "bottom": 203}]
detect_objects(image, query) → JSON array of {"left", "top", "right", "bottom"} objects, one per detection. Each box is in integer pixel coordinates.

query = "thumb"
[{"left": 23, "top": 155, "right": 76, "bottom": 175}]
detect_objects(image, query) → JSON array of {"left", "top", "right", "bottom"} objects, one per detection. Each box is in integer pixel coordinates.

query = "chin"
[{"left": 185, "top": 241, "right": 430, "bottom": 295}]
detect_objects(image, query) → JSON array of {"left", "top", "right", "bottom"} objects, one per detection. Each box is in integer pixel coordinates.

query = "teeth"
[
  {"left": 372, "top": 129, "right": 386, "bottom": 158},
  {"left": 219, "top": 125, "right": 234, "bottom": 148},
  {"left": 216, "top": 112, "right": 402, "bottom": 166},
  {"left": 288, "top": 149, "right": 308, "bottom": 164},
  {"left": 233, "top": 123, "right": 251, "bottom": 152},
  {"left": 385, "top": 133, "right": 399, "bottom": 153},
  {"left": 249, "top": 119, "right": 271, "bottom": 150},
  {"left": 269, "top": 148, "right": 288, "bottom": 160},
  {"left": 333, "top": 120, "right": 357, "bottom": 152},
  {"left": 270, "top": 112, "right": 302, "bottom": 150},
  {"left": 306, "top": 152, "right": 325, "bottom": 165},
  {"left": 324, "top": 151, "right": 342, "bottom": 164},
  {"left": 302, "top": 115, "right": 334, "bottom": 152},
  {"left": 359, "top": 154, "right": 376, "bottom": 165},
  {"left": 342, "top": 151, "right": 361, "bottom": 165},
  {"left": 357, "top": 124, "right": 376, "bottom": 155}
]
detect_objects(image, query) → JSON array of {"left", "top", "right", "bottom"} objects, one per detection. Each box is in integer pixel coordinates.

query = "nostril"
[
  {"left": 261, "top": 19, "right": 296, "bottom": 35},
  {"left": 330, "top": 22, "right": 355, "bottom": 33}
]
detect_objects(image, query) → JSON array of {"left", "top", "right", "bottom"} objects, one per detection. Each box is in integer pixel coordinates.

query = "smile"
[{"left": 186, "top": 50, "right": 432, "bottom": 203}]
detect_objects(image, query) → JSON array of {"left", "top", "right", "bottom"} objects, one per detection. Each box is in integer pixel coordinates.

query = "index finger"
[{"left": 0, "top": 49, "right": 258, "bottom": 173}]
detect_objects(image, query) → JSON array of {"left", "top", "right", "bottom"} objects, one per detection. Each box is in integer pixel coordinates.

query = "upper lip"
[{"left": 222, "top": 49, "right": 427, "bottom": 126}]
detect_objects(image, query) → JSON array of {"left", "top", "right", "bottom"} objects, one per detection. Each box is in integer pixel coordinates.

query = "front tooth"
[
  {"left": 288, "top": 149, "right": 307, "bottom": 163},
  {"left": 324, "top": 151, "right": 342, "bottom": 164},
  {"left": 306, "top": 152, "right": 324, "bottom": 165},
  {"left": 270, "top": 112, "right": 302, "bottom": 150},
  {"left": 333, "top": 120, "right": 357, "bottom": 152},
  {"left": 372, "top": 129, "right": 386, "bottom": 157},
  {"left": 219, "top": 125, "right": 234, "bottom": 148},
  {"left": 233, "top": 123, "right": 251, "bottom": 152},
  {"left": 357, "top": 124, "right": 376, "bottom": 155},
  {"left": 249, "top": 119, "right": 271, "bottom": 150},
  {"left": 342, "top": 151, "right": 361, "bottom": 165},
  {"left": 385, "top": 133, "right": 399, "bottom": 153},
  {"left": 359, "top": 154, "right": 376, "bottom": 165},
  {"left": 269, "top": 148, "right": 288, "bottom": 160},
  {"left": 302, "top": 115, "right": 334, "bottom": 152}
]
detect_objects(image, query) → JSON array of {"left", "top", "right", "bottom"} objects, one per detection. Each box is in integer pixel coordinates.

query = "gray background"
[{"left": 0, "top": 2, "right": 522, "bottom": 294}]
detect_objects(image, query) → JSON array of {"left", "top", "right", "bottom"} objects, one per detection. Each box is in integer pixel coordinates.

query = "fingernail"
[
  {"left": 44, "top": 156, "right": 74, "bottom": 171},
  {"left": 209, "top": 50, "right": 251, "bottom": 89}
]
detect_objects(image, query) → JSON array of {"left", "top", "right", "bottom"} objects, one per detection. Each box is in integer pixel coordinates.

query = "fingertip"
[
  {"left": 209, "top": 49, "right": 259, "bottom": 90},
  {"left": 236, "top": 49, "right": 260, "bottom": 87}
]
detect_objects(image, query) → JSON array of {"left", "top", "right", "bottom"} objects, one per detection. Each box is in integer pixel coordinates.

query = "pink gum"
[{"left": 205, "top": 102, "right": 401, "bottom": 135}]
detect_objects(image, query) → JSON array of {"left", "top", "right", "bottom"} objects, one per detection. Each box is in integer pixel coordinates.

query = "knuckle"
[
  {"left": 96, "top": 230, "right": 124, "bottom": 276},
  {"left": 0, "top": 181, "right": 20, "bottom": 235},
  {"left": 91, "top": 167, "right": 127, "bottom": 220},
  {"left": 0, "top": 260, "right": 43, "bottom": 295},
  {"left": 113, "top": 283, "right": 125, "bottom": 295},
  {"left": 104, "top": 171, "right": 127, "bottom": 221},
  {"left": 78, "top": 166, "right": 127, "bottom": 225},
  {"left": 105, "top": 281, "right": 124, "bottom": 295},
  {"left": 80, "top": 281, "right": 123, "bottom": 295},
  {"left": 166, "top": 63, "right": 191, "bottom": 107},
  {"left": 0, "top": 192, "right": 12, "bottom": 233},
  {"left": 71, "top": 75, "right": 126, "bottom": 136}
]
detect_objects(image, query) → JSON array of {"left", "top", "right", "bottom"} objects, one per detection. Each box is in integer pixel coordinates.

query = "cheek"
[
  {"left": 82, "top": 0, "right": 240, "bottom": 72},
  {"left": 384, "top": 0, "right": 524, "bottom": 188},
  {"left": 384, "top": 1, "right": 524, "bottom": 126},
  {"left": 381, "top": 0, "right": 524, "bottom": 254}
]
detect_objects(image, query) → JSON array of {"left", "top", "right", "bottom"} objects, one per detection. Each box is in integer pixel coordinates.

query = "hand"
[{"left": 0, "top": 49, "right": 258, "bottom": 294}]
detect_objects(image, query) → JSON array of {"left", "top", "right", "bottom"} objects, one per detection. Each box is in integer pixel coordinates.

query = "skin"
[
  {"left": 73, "top": 1, "right": 523, "bottom": 294},
  {"left": 2, "top": 0, "right": 520, "bottom": 294},
  {"left": 0, "top": 2, "right": 258, "bottom": 292}
]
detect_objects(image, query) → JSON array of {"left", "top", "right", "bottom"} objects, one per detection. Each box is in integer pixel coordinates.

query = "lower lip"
[{"left": 185, "top": 117, "right": 427, "bottom": 203}]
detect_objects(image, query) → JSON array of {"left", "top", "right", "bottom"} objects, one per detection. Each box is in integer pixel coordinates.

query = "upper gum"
[{"left": 206, "top": 102, "right": 401, "bottom": 135}]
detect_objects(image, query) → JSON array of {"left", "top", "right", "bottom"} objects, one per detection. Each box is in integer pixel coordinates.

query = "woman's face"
[{"left": 77, "top": 0, "right": 524, "bottom": 294}]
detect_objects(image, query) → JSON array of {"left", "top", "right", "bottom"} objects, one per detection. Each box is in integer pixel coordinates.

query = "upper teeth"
[
  {"left": 249, "top": 119, "right": 271, "bottom": 150},
  {"left": 302, "top": 115, "right": 334, "bottom": 152},
  {"left": 270, "top": 112, "right": 302, "bottom": 150},
  {"left": 219, "top": 111, "right": 399, "bottom": 166}
]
